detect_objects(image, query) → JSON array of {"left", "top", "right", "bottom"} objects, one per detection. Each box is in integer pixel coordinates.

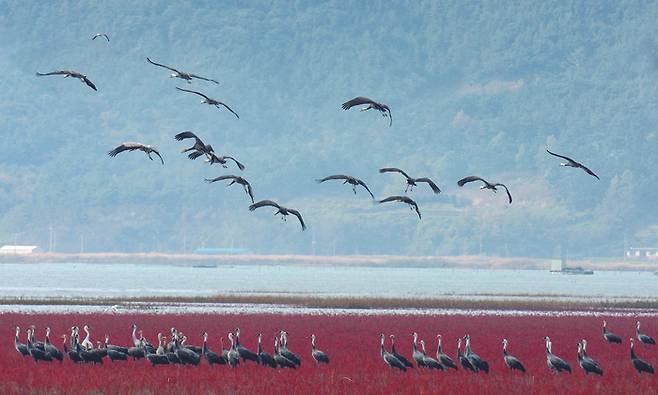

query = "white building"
[{"left": 0, "top": 245, "right": 41, "bottom": 255}]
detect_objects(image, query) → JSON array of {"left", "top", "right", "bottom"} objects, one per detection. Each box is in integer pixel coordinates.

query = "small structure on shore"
[
  {"left": 550, "top": 259, "right": 594, "bottom": 275},
  {"left": 0, "top": 245, "right": 41, "bottom": 255}
]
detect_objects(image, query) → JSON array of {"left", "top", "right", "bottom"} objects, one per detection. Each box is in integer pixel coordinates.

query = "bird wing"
[
  {"left": 82, "top": 76, "right": 97, "bottom": 91},
  {"left": 176, "top": 87, "right": 210, "bottom": 100},
  {"left": 188, "top": 74, "right": 219, "bottom": 84},
  {"left": 341, "top": 96, "right": 375, "bottom": 110},
  {"left": 92, "top": 34, "right": 110, "bottom": 42},
  {"left": 413, "top": 202, "right": 422, "bottom": 219},
  {"left": 580, "top": 164, "right": 600, "bottom": 180},
  {"left": 36, "top": 71, "right": 70, "bottom": 76},
  {"left": 108, "top": 142, "right": 144, "bottom": 157},
  {"left": 415, "top": 178, "right": 441, "bottom": 194},
  {"left": 457, "top": 176, "right": 487, "bottom": 187},
  {"left": 147, "top": 57, "right": 181, "bottom": 74},
  {"left": 494, "top": 184, "right": 513, "bottom": 204},
  {"left": 287, "top": 209, "right": 307, "bottom": 231},
  {"left": 379, "top": 167, "right": 411, "bottom": 179},
  {"left": 205, "top": 175, "right": 237, "bottom": 183},
  {"left": 174, "top": 131, "right": 203, "bottom": 144},
  {"left": 187, "top": 151, "right": 206, "bottom": 160},
  {"left": 249, "top": 200, "right": 281, "bottom": 211},
  {"left": 217, "top": 102, "right": 240, "bottom": 119},
  {"left": 356, "top": 179, "right": 376, "bottom": 199},
  {"left": 387, "top": 108, "right": 392, "bottom": 127},
  {"left": 245, "top": 183, "right": 255, "bottom": 204},
  {"left": 546, "top": 149, "right": 577, "bottom": 164},
  {"left": 225, "top": 156, "right": 245, "bottom": 170},
  {"left": 316, "top": 175, "right": 349, "bottom": 183},
  {"left": 378, "top": 195, "right": 403, "bottom": 204},
  {"left": 151, "top": 149, "right": 165, "bottom": 165}
]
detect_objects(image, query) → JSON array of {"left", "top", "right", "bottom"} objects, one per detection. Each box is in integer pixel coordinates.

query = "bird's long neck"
[
  {"left": 420, "top": 341, "right": 427, "bottom": 355},
  {"left": 45, "top": 328, "right": 51, "bottom": 346},
  {"left": 503, "top": 341, "right": 508, "bottom": 356},
  {"left": 603, "top": 322, "right": 608, "bottom": 334},
  {"left": 457, "top": 340, "right": 462, "bottom": 357},
  {"left": 380, "top": 337, "right": 385, "bottom": 357},
  {"left": 636, "top": 323, "right": 641, "bottom": 335},
  {"left": 15, "top": 328, "right": 20, "bottom": 343},
  {"left": 630, "top": 340, "right": 636, "bottom": 359},
  {"left": 132, "top": 326, "right": 139, "bottom": 345},
  {"left": 412, "top": 334, "right": 418, "bottom": 351},
  {"left": 257, "top": 335, "right": 263, "bottom": 354},
  {"left": 62, "top": 337, "right": 68, "bottom": 353},
  {"left": 202, "top": 335, "right": 208, "bottom": 355},
  {"left": 312, "top": 336, "right": 316, "bottom": 351},
  {"left": 545, "top": 339, "right": 552, "bottom": 355},
  {"left": 465, "top": 337, "right": 471, "bottom": 354},
  {"left": 437, "top": 337, "right": 443, "bottom": 353}
]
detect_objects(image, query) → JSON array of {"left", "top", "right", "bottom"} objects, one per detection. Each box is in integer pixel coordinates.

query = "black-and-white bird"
[
  {"left": 174, "top": 131, "right": 214, "bottom": 160},
  {"left": 636, "top": 321, "right": 656, "bottom": 345},
  {"left": 457, "top": 176, "right": 512, "bottom": 204},
  {"left": 630, "top": 338, "right": 654, "bottom": 374},
  {"left": 108, "top": 142, "right": 164, "bottom": 164},
  {"left": 14, "top": 327, "right": 29, "bottom": 357},
  {"left": 379, "top": 168, "right": 441, "bottom": 194},
  {"left": 176, "top": 87, "right": 239, "bottom": 118},
  {"left": 205, "top": 152, "right": 246, "bottom": 170},
  {"left": 577, "top": 340, "right": 603, "bottom": 375},
  {"left": 311, "top": 334, "right": 329, "bottom": 365},
  {"left": 602, "top": 320, "right": 622, "bottom": 344},
  {"left": 249, "top": 200, "right": 306, "bottom": 230},
  {"left": 147, "top": 57, "right": 219, "bottom": 84},
  {"left": 546, "top": 149, "right": 599, "bottom": 180},
  {"left": 205, "top": 175, "right": 254, "bottom": 203},
  {"left": 457, "top": 338, "right": 476, "bottom": 372},
  {"left": 92, "top": 33, "right": 110, "bottom": 42},
  {"left": 544, "top": 336, "right": 571, "bottom": 374},
  {"left": 380, "top": 334, "right": 406, "bottom": 371},
  {"left": 36, "top": 70, "right": 97, "bottom": 91},
  {"left": 502, "top": 339, "right": 525, "bottom": 373},
  {"left": 435, "top": 335, "right": 457, "bottom": 370},
  {"left": 342, "top": 97, "right": 392, "bottom": 126},
  {"left": 411, "top": 332, "right": 426, "bottom": 368},
  {"left": 256, "top": 333, "right": 276, "bottom": 368},
  {"left": 378, "top": 196, "right": 421, "bottom": 219},
  {"left": 316, "top": 175, "right": 375, "bottom": 199},
  {"left": 464, "top": 335, "right": 489, "bottom": 373},
  {"left": 419, "top": 340, "right": 444, "bottom": 370},
  {"left": 389, "top": 335, "right": 413, "bottom": 369}
]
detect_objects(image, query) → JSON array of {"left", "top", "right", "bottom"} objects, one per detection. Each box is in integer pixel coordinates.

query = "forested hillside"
[{"left": 0, "top": 1, "right": 656, "bottom": 257}]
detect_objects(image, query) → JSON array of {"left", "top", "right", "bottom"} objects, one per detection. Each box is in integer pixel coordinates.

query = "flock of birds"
[
  {"left": 32, "top": 32, "right": 603, "bottom": 231},
  {"left": 379, "top": 320, "right": 655, "bottom": 375},
  {"left": 14, "top": 320, "right": 654, "bottom": 376},
  {"left": 14, "top": 324, "right": 326, "bottom": 369}
]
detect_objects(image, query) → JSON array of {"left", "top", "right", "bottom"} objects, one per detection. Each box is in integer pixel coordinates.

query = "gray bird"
[
  {"left": 378, "top": 196, "right": 421, "bottom": 219},
  {"left": 546, "top": 149, "right": 599, "bottom": 180},
  {"left": 249, "top": 200, "right": 306, "bottom": 230},
  {"left": 379, "top": 168, "right": 441, "bottom": 194},
  {"left": 205, "top": 175, "right": 254, "bottom": 203},
  {"left": 92, "top": 33, "right": 110, "bottom": 42},
  {"left": 457, "top": 176, "right": 512, "bottom": 204},
  {"left": 108, "top": 142, "right": 164, "bottom": 164},
  {"left": 502, "top": 339, "right": 525, "bottom": 373},
  {"left": 544, "top": 336, "right": 571, "bottom": 374},
  {"left": 316, "top": 174, "right": 375, "bottom": 199},
  {"left": 205, "top": 152, "right": 245, "bottom": 170},
  {"left": 176, "top": 87, "right": 239, "bottom": 118},
  {"left": 174, "top": 131, "right": 214, "bottom": 160},
  {"left": 147, "top": 57, "right": 219, "bottom": 84},
  {"left": 342, "top": 97, "right": 392, "bottom": 126},
  {"left": 36, "top": 70, "right": 97, "bottom": 91}
]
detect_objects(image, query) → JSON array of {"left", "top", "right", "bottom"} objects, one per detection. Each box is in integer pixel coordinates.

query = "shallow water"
[{"left": 2, "top": 262, "right": 657, "bottom": 300}]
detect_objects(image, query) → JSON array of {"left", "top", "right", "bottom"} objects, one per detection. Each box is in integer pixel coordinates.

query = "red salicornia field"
[{"left": 2, "top": 313, "right": 656, "bottom": 394}]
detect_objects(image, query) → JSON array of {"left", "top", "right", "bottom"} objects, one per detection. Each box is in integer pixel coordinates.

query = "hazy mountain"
[{"left": 1, "top": 1, "right": 656, "bottom": 257}]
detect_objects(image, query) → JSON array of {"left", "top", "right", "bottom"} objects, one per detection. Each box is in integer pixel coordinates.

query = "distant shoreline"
[
  {"left": 0, "top": 252, "right": 656, "bottom": 271},
  {"left": 2, "top": 294, "right": 658, "bottom": 312}
]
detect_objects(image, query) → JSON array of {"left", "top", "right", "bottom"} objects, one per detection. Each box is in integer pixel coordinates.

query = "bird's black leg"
[
  {"left": 404, "top": 184, "right": 409, "bottom": 193},
  {"left": 353, "top": 186, "right": 357, "bottom": 195}
]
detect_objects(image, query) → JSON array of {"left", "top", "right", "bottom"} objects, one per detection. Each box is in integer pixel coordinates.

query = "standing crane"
[
  {"left": 636, "top": 321, "right": 656, "bottom": 345},
  {"left": 311, "top": 334, "right": 330, "bottom": 365},
  {"left": 380, "top": 334, "right": 406, "bottom": 371},
  {"left": 389, "top": 335, "right": 413, "bottom": 368},
  {"left": 544, "top": 336, "right": 571, "bottom": 373},
  {"left": 602, "top": 320, "right": 622, "bottom": 344},
  {"left": 502, "top": 339, "right": 525, "bottom": 373},
  {"left": 630, "top": 338, "right": 655, "bottom": 374}
]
